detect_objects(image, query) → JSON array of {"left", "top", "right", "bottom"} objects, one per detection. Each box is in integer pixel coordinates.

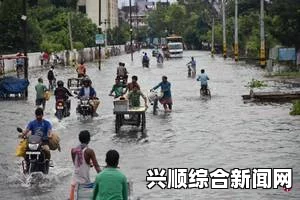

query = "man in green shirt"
[
  {"left": 127, "top": 84, "right": 147, "bottom": 108},
  {"left": 109, "top": 78, "right": 126, "bottom": 98},
  {"left": 35, "top": 77, "right": 48, "bottom": 110},
  {"left": 93, "top": 150, "right": 128, "bottom": 200}
]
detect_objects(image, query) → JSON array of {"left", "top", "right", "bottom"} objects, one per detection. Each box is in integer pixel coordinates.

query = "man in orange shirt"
[{"left": 76, "top": 61, "right": 86, "bottom": 78}]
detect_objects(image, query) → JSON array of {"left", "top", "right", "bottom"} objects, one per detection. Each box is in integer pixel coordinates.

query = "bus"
[{"left": 165, "top": 35, "right": 183, "bottom": 58}]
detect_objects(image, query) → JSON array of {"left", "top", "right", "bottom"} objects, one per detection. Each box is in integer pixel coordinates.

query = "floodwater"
[{"left": 0, "top": 50, "right": 299, "bottom": 200}]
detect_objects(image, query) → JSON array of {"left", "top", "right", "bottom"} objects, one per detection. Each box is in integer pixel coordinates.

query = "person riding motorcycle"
[
  {"left": 78, "top": 78, "right": 100, "bottom": 116},
  {"left": 76, "top": 61, "right": 86, "bottom": 78},
  {"left": 116, "top": 62, "right": 128, "bottom": 84},
  {"left": 20, "top": 108, "right": 53, "bottom": 165},
  {"left": 54, "top": 80, "right": 73, "bottom": 116},
  {"left": 157, "top": 52, "right": 164, "bottom": 64},
  {"left": 142, "top": 53, "right": 149, "bottom": 67}
]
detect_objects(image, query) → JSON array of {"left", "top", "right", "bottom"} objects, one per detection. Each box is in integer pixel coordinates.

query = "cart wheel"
[{"left": 141, "top": 113, "right": 146, "bottom": 133}]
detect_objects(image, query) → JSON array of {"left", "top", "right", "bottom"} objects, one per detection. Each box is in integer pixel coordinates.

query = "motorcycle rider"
[
  {"left": 20, "top": 108, "right": 53, "bottom": 170},
  {"left": 76, "top": 61, "right": 86, "bottom": 78},
  {"left": 47, "top": 65, "right": 56, "bottom": 90},
  {"left": 78, "top": 77, "right": 100, "bottom": 116},
  {"left": 142, "top": 52, "right": 149, "bottom": 67},
  {"left": 116, "top": 62, "right": 128, "bottom": 84},
  {"left": 157, "top": 52, "right": 164, "bottom": 64},
  {"left": 54, "top": 80, "right": 73, "bottom": 116}
]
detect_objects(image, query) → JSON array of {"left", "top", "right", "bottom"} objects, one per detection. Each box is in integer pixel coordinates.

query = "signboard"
[
  {"left": 278, "top": 48, "right": 296, "bottom": 61},
  {"left": 95, "top": 34, "right": 104, "bottom": 45}
]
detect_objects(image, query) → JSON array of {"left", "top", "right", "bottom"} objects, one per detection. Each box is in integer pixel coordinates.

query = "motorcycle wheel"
[
  {"left": 29, "top": 163, "right": 37, "bottom": 174},
  {"left": 56, "top": 109, "right": 63, "bottom": 120}
]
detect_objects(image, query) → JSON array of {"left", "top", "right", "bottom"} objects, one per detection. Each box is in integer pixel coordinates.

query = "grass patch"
[
  {"left": 290, "top": 100, "right": 300, "bottom": 115},
  {"left": 246, "top": 79, "right": 268, "bottom": 88}
]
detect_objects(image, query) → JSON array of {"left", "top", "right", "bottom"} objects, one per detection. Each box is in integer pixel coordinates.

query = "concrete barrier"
[{"left": 1, "top": 45, "right": 125, "bottom": 73}]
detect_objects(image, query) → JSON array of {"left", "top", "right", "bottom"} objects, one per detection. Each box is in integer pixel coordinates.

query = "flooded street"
[{"left": 0, "top": 50, "right": 300, "bottom": 199}]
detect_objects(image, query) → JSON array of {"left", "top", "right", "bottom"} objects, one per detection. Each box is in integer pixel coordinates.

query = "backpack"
[{"left": 47, "top": 70, "right": 54, "bottom": 80}]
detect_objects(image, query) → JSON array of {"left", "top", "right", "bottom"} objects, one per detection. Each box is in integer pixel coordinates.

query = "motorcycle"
[
  {"left": 17, "top": 127, "right": 51, "bottom": 174},
  {"left": 142, "top": 60, "right": 149, "bottom": 68},
  {"left": 55, "top": 99, "right": 71, "bottom": 120},
  {"left": 76, "top": 97, "right": 93, "bottom": 119},
  {"left": 116, "top": 75, "right": 128, "bottom": 85},
  {"left": 157, "top": 55, "right": 164, "bottom": 64}
]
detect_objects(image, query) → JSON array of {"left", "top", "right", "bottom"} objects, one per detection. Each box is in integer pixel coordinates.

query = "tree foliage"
[
  {"left": 0, "top": 0, "right": 96, "bottom": 54},
  {"left": 146, "top": 0, "right": 300, "bottom": 57}
]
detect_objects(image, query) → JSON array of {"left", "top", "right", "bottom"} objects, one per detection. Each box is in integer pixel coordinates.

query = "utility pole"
[
  {"left": 68, "top": 13, "right": 73, "bottom": 51},
  {"left": 104, "top": 19, "right": 108, "bottom": 48},
  {"left": 211, "top": 17, "right": 215, "bottom": 57},
  {"left": 22, "top": 0, "right": 28, "bottom": 98},
  {"left": 129, "top": 0, "right": 133, "bottom": 61},
  {"left": 222, "top": 0, "right": 227, "bottom": 59},
  {"left": 98, "top": 0, "right": 102, "bottom": 70},
  {"left": 234, "top": 0, "right": 238, "bottom": 62},
  {"left": 260, "top": 0, "right": 266, "bottom": 67}
]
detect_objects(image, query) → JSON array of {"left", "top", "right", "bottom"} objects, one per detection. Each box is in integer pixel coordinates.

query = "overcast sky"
[{"left": 118, "top": 0, "right": 177, "bottom": 8}]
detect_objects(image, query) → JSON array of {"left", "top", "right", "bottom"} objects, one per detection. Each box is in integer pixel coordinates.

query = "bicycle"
[
  {"left": 148, "top": 90, "right": 163, "bottom": 115},
  {"left": 200, "top": 87, "right": 211, "bottom": 99}
]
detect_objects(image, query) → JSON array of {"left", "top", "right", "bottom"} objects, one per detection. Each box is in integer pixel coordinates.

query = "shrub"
[
  {"left": 246, "top": 79, "right": 268, "bottom": 88},
  {"left": 290, "top": 100, "right": 300, "bottom": 115}
]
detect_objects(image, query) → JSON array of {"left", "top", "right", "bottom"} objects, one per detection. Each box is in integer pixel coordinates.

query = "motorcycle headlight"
[{"left": 28, "top": 143, "right": 39, "bottom": 150}]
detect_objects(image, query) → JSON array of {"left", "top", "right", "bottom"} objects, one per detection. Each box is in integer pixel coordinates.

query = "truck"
[{"left": 165, "top": 35, "right": 183, "bottom": 58}]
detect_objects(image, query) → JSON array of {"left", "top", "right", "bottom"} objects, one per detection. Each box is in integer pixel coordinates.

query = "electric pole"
[
  {"left": 222, "top": 0, "right": 227, "bottom": 59},
  {"left": 129, "top": 0, "right": 133, "bottom": 61},
  {"left": 260, "top": 0, "right": 266, "bottom": 67},
  {"left": 211, "top": 17, "right": 215, "bottom": 57},
  {"left": 98, "top": 0, "right": 102, "bottom": 70},
  {"left": 22, "top": 0, "right": 28, "bottom": 98},
  {"left": 234, "top": 0, "right": 238, "bottom": 62}
]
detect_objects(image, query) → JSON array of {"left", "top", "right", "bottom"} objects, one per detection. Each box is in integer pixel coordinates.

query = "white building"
[{"left": 77, "top": 0, "right": 119, "bottom": 31}]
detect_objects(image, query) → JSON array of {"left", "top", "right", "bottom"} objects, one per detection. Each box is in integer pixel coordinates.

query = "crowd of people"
[{"left": 25, "top": 54, "right": 210, "bottom": 200}]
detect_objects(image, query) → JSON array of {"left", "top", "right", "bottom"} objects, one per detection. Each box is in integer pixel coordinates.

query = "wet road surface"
[{"left": 0, "top": 50, "right": 300, "bottom": 199}]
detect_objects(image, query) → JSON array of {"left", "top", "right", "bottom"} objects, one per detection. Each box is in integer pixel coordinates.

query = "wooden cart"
[
  {"left": 114, "top": 107, "right": 147, "bottom": 134},
  {"left": 67, "top": 78, "right": 82, "bottom": 91}
]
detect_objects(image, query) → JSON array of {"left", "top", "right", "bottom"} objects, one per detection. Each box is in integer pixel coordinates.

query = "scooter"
[{"left": 17, "top": 127, "right": 51, "bottom": 174}]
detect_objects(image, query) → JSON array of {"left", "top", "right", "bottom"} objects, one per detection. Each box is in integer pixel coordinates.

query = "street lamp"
[
  {"left": 129, "top": 0, "right": 133, "bottom": 61},
  {"left": 98, "top": 0, "right": 102, "bottom": 70}
]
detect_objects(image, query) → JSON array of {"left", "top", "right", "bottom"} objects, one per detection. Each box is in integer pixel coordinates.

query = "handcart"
[{"left": 113, "top": 98, "right": 146, "bottom": 133}]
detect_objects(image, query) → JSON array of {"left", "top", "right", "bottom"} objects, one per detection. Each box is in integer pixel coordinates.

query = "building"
[{"left": 77, "top": 0, "right": 119, "bottom": 31}]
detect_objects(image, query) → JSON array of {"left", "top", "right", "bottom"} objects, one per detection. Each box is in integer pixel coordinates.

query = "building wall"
[{"left": 78, "top": 0, "right": 118, "bottom": 31}]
